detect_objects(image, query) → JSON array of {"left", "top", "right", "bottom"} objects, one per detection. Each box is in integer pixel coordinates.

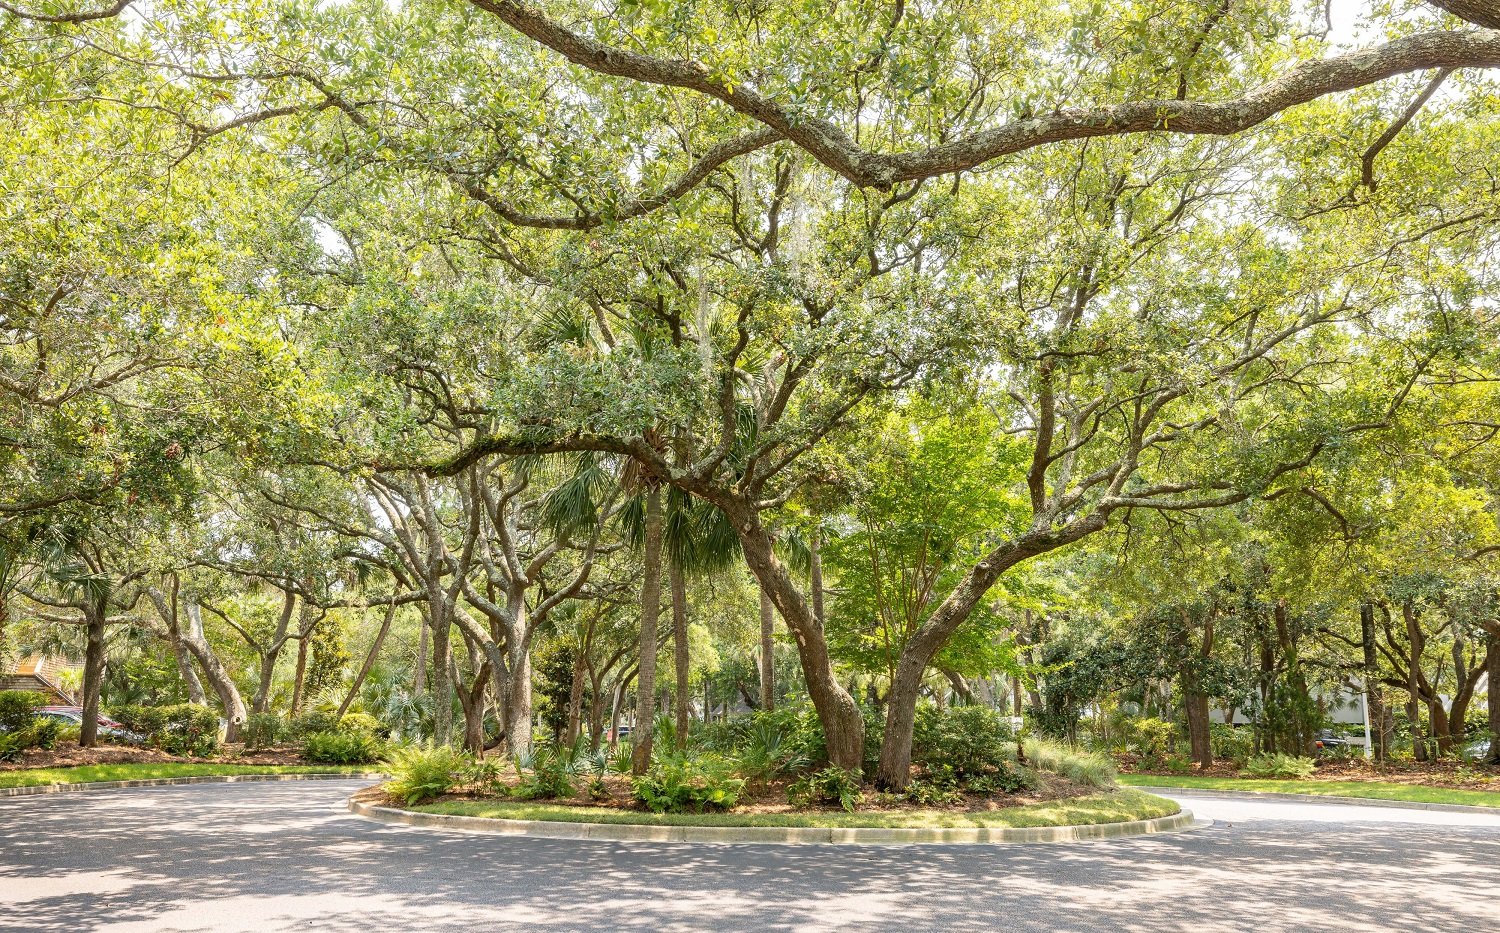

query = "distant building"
[{"left": 0, "top": 655, "right": 79, "bottom": 704}]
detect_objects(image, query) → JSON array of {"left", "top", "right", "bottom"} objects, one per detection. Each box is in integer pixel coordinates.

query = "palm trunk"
[
  {"left": 631, "top": 487, "right": 665, "bottom": 774},
  {"left": 670, "top": 559, "right": 690, "bottom": 750}
]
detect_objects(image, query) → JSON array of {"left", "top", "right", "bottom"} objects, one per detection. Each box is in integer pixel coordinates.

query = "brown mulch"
[
  {"left": 1118, "top": 753, "right": 1500, "bottom": 791},
  {"left": 0, "top": 743, "right": 321, "bottom": 772},
  {"left": 375, "top": 770, "right": 1103, "bottom": 817}
]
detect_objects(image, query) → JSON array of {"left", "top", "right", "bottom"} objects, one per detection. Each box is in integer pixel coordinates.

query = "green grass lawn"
[
  {"left": 412, "top": 788, "right": 1179, "bottom": 829},
  {"left": 1117, "top": 773, "right": 1500, "bottom": 808},
  {"left": 0, "top": 762, "right": 379, "bottom": 789}
]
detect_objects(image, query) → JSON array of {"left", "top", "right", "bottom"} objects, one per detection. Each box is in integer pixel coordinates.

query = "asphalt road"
[{"left": 2, "top": 779, "right": 1497, "bottom": 932}]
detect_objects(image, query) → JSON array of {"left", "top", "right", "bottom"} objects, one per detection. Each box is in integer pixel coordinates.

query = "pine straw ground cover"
[{"left": 365, "top": 771, "right": 1180, "bottom": 830}]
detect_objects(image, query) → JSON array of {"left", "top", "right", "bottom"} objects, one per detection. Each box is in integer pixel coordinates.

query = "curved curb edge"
[
  {"left": 0, "top": 772, "right": 385, "bottom": 798},
  {"left": 1132, "top": 785, "right": 1500, "bottom": 816},
  {"left": 348, "top": 796, "right": 1197, "bottom": 845}
]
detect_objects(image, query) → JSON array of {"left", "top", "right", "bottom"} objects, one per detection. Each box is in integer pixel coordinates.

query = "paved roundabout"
[{"left": 1, "top": 779, "right": 1497, "bottom": 932}]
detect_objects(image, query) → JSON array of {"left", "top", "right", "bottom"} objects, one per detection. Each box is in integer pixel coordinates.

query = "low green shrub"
[
  {"left": 242, "top": 713, "right": 284, "bottom": 750},
  {"left": 511, "top": 747, "right": 577, "bottom": 800},
  {"left": 337, "top": 712, "right": 383, "bottom": 736},
  {"left": 964, "top": 762, "right": 1037, "bottom": 795},
  {"left": 631, "top": 754, "right": 745, "bottom": 813},
  {"left": 1128, "top": 717, "right": 1179, "bottom": 765},
  {"left": 302, "top": 730, "right": 383, "bottom": 764},
  {"left": 786, "top": 766, "right": 864, "bottom": 812},
  {"left": 1023, "top": 737, "right": 1117, "bottom": 788},
  {"left": 1210, "top": 723, "right": 1253, "bottom": 764},
  {"left": 456, "top": 756, "right": 508, "bottom": 794},
  {"left": 904, "top": 765, "right": 963, "bottom": 806},
  {"left": 735, "top": 719, "right": 812, "bottom": 781},
  {"left": 25, "top": 717, "right": 61, "bottom": 751},
  {"left": 383, "top": 744, "right": 468, "bottom": 805},
  {"left": 1242, "top": 753, "right": 1316, "bottom": 779},
  {"left": 288, "top": 711, "right": 342, "bottom": 739},
  {"left": 912, "top": 704, "right": 1015, "bottom": 779},
  {"left": 0, "top": 691, "right": 44, "bottom": 733},
  {"left": 0, "top": 730, "right": 28, "bottom": 762},
  {"left": 112, "top": 704, "right": 221, "bottom": 756}
]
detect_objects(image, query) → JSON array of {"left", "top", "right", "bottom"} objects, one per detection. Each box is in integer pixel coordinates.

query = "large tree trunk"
[
  {"left": 758, "top": 586, "right": 776, "bottom": 712},
  {"left": 1185, "top": 608, "right": 1215, "bottom": 769},
  {"left": 429, "top": 607, "right": 453, "bottom": 744},
  {"left": 414, "top": 619, "right": 428, "bottom": 694},
  {"left": 78, "top": 603, "right": 106, "bottom": 748},
  {"left": 252, "top": 591, "right": 298, "bottom": 715},
  {"left": 1425, "top": 1, "right": 1500, "bottom": 29},
  {"left": 182, "top": 600, "right": 247, "bottom": 742},
  {"left": 631, "top": 487, "right": 664, "bottom": 774},
  {"left": 504, "top": 639, "right": 534, "bottom": 759}
]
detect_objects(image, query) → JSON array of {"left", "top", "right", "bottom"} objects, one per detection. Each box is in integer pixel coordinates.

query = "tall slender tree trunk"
[
  {"left": 414, "top": 620, "right": 428, "bottom": 694},
  {"left": 566, "top": 648, "right": 588, "bottom": 747},
  {"left": 1360, "top": 602, "right": 1387, "bottom": 760},
  {"left": 291, "top": 635, "right": 311, "bottom": 716},
  {"left": 631, "top": 487, "right": 664, "bottom": 774},
  {"left": 1486, "top": 621, "right": 1500, "bottom": 764},
  {"left": 670, "top": 560, "right": 691, "bottom": 750},
  {"left": 154, "top": 583, "right": 207, "bottom": 706},
  {"left": 337, "top": 604, "right": 396, "bottom": 719},
  {"left": 758, "top": 586, "right": 776, "bottom": 712},
  {"left": 808, "top": 529, "right": 825, "bottom": 626},
  {"left": 1404, "top": 599, "right": 1429, "bottom": 762},
  {"left": 78, "top": 602, "right": 106, "bottom": 748}
]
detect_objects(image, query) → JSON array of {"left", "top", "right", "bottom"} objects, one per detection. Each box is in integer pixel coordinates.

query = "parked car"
[
  {"left": 35, "top": 707, "right": 144, "bottom": 744},
  {"left": 1313, "top": 729, "right": 1355, "bottom": 756},
  {"left": 1464, "top": 738, "right": 1493, "bottom": 761}
]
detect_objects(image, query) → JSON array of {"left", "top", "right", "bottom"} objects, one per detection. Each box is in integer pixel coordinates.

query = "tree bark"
[
  {"left": 758, "top": 585, "right": 776, "bottom": 712},
  {"left": 153, "top": 582, "right": 207, "bottom": 707},
  {"left": 631, "top": 486, "right": 664, "bottom": 774},
  {"left": 566, "top": 645, "right": 588, "bottom": 747},
  {"left": 669, "top": 559, "right": 691, "bottom": 750},
  {"left": 78, "top": 602, "right": 106, "bottom": 748},
  {"left": 1486, "top": 621, "right": 1500, "bottom": 764},
  {"left": 1404, "top": 599, "right": 1429, "bottom": 762},
  {"left": 1360, "top": 602, "right": 1388, "bottom": 760}
]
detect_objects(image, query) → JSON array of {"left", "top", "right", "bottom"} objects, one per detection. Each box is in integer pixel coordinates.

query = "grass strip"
[
  {"left": 1117, "top": 773, "right": 1500, "bottom": 808},
  {"left": 0, "top": 763, "right": 374, "bottom": 789}
]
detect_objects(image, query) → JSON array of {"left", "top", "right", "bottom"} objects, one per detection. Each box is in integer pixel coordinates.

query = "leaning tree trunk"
[
  {"left": 669, "top": 560, "right": 691, "bottom": 750},
  {"left": 158, "top": 594, "right": 207, "bottom": 706},
  {"left": 78, "top": 602, "right": 106, "bottom": 748},
  {"left": 758, "top": 586, "right": 776, "bottom": 712},
  {"left": 1360, "top": 602, "right": 1388, "bottom": 760},
  {"left": 182, "top": 600, "right": 247, "bottom": 742},
  {"left": 337, "top": 604, "right": 396, "bottom": 719},
  {"left": 631, "top": 487, "right": 664, "bottom": 774}
]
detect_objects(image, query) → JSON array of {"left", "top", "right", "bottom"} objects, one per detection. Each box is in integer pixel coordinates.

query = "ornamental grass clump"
[
  {"left": 1022, "top": 737, "right": 1117, "bottom": 788},
  {"left": 1242, "top": 753, "right": 1316, "bottom": 779}
]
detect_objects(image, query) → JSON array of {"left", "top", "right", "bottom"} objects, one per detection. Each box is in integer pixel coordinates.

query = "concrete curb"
[
  {"left": 1134, "top": 784, "right": 1500, "bottom": 816},
  {"left": 348, "top": 796, "right": 1198, "bottom": 845},
  {"left": 0, "top": 772, "right": 384, "bottom": 798}
]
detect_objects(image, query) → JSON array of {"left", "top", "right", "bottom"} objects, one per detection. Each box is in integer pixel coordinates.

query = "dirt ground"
[{"left": 0, "top": 742, "right": 318, "bottom": 771}]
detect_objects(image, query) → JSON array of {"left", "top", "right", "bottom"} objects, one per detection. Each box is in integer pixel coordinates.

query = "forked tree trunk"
[
  {"left": 670, "top": 560, "right": 691, "bottom": 750},
  {"left": 182, "top": 600, "right": 247, "bottom": 742},
  {"left": 631, "top": 487, "right": 664, "bottom": 774}
]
